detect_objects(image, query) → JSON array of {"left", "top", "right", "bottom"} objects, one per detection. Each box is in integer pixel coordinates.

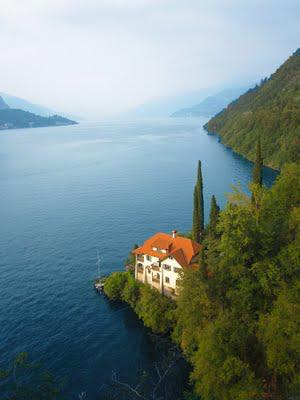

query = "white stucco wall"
[
  {"left": 161, "top": 257, "right": 183, "bottom": 292},
  {"left": 135, "top": 253, "right": 183, "bottom": 296}
]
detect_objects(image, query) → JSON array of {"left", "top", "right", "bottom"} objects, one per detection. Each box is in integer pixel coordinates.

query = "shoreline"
[{"left": 203, "top": 126, "right": 280, "bottom": 172}]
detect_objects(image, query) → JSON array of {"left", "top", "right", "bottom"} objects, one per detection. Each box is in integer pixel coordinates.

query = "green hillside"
[
  {"left": 0, "top": 108, "right": 77, "bottom": 130},
  {"left": 204, "top": 49, "right": 300, "bottom": 170}
]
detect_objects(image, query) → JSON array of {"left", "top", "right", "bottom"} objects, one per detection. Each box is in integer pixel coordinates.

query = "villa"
[{"left": 133, "top": 230, "right": 201, "bottom": 298}]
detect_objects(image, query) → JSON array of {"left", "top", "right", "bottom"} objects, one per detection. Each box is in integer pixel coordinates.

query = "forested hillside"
[
  {"left": 0, "top": 109, "right": 77, "bottom": 130},
  {"left": 103, "top": 162, "right": 300, "bottom": 400},
  {"left": 204, "top": 49, "right": 300, "bottom": 170}
]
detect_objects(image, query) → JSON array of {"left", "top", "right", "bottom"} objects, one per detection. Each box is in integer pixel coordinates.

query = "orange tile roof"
[{"left": 133, "top": 232, "right": 201, "bottom": 268}]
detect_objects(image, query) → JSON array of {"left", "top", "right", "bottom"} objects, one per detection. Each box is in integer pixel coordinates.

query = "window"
[
  {"left": 165, "top": 277, "right": 170, "bottom": 284},
  {"left": 163, "top": 264, "right": 171, "bottom": 271},
  {"left": 174, "top": 267, "right": 181, "bottom": 273},
  {"left": 137, "top": 263, "right": 143, "bottom": 273},
  {"left": 153, "top": 247, "right": 167, "bottom": 254},
  {"left": 146, "top": 255, "right": 152, "bottom": 261},
  {"left": 152, "top": 273, "right": 160, "bottom": 281}
]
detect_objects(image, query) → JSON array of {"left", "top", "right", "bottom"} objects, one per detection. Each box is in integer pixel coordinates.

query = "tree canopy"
[
  {"left": 176, "top": 163, "right": 300, "bottom": 400},
  {"left": 204, "top": 49, "right": 300, "bottom": 170}
]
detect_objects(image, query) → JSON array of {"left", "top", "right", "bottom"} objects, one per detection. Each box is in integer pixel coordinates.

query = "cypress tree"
[
  {"left": 197, "top": 161, "right": 204, "bottom": 235},
  {"left": 209, "top": 195, "right": 220, "bottom": 236},
  {"left": 252, "top": 138, "right": 263, "bottom": 186},
  {"left": 192, "top": 185, "right": 200, "bottom": 243},
  {"left": 192, "top": 160, "right": 204, "bottom": 243}
]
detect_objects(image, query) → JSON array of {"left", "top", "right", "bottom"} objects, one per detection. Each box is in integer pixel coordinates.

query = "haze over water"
[{"left": 0, "top": 118, "right": 277, "bottom": 398}]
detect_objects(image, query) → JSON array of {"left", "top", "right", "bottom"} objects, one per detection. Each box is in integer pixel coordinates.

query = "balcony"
[
  {"left": 152, "top": 272, "right": 160, "bottom": 283},
  {"left": 151, "top": 263, "right": 160, "bottom": 271}
]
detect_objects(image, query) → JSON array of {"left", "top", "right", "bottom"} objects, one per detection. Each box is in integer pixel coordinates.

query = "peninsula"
[{"left": 0, "top": 96, "right": 77, "bottom": 130}]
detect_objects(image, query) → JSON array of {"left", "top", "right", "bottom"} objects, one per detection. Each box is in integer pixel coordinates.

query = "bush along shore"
[
  {"left": 104, "top": 271, "right": 176, "bottom": 334},
  {"left": 104, "top": 156, "right": 300, "bottom": 400}
]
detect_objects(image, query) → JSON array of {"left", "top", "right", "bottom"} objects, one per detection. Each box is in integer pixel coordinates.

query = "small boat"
[
  {"left": 94, "top": 280, "right": 105, "bottom": 293},
  {"left": 94, "top": 251, "right": 106, "bottom": 294}
]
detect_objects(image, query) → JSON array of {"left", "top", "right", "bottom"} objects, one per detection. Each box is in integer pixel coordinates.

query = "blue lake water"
[{"left": 0, "top": 118, "right": 277, "bottom": 399}]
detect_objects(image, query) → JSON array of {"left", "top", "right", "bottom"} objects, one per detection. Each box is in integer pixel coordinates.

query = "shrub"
[
  {"left": 135, "top": 284, "right": 176, "bottom": 334},
  {"left": 104, "top": 271, "right": 176, "bottom": 334},
  {"left": 103, "top": 271, "right": 129, "bottom": 299},
  {"left": 122, "top": 272, "right": 140, "bottom": 307}
]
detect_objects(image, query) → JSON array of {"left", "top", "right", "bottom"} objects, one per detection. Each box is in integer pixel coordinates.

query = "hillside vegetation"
[
  {"left": 105, "top": 162, "right": 300, "bottom": 400},
  {"left": 204, "top": 49, "right": 300, "bottom": 170},
  {"left": 0, "top": 108, "right": 77, "bottom": 130}
]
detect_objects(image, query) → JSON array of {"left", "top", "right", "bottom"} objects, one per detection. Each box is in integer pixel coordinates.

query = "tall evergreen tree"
[
  {"left": 193, "top": 185, "right": 200, "bottom": 243},
  {"left": 197, "top": 161, "right": 204, "bottom": 234},
  {"left": 192, "top": 161, "right": 204, "bottom": 243},
  {"left": 252, "top": 137, "right": 263, "bottom": 186},
  {"left": 209, "top": 195, "right": 220, "bottom": 236}
]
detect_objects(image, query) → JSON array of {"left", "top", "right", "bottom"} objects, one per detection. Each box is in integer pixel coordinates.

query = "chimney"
[{"left": 172, "top": 230, "right": 177, "bottom": 238}]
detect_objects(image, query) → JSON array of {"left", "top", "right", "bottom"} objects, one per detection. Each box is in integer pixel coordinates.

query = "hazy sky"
[{"left": 0, "top": 0, "right": 299, "bottom": 117}]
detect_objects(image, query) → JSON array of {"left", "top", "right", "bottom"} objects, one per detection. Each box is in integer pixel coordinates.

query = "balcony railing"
[
  {"left": 152, "top": 273, "right": 160, "bottom": 283},
  {"left": 151, "top": 263, "right": 160, "bottom": 271}
]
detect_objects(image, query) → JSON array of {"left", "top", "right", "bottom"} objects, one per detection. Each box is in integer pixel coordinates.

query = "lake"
[{"left": 0, "top": 118, "right": 277, "bottom": 399}]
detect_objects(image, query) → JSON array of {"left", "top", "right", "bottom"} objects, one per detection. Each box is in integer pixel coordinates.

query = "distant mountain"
[
  {"left": 0, "top": 92, "right": 81, "bottom": 121},
  {"left": 0, "top": 109, "right": 77, "bottom": 130},
  {"left": 0, "top": 92, "right": 54, "bottom": 116},
  {"left": 204, "top": 49, "right": 300, "bottom": 170},
  {"left": 171, "top": 87, "right": 249, "bottom": 118},
  {"left": 0, "top": 96, "right": 9, "bottom": 110},
  {"left": 126, "top": 88, "right": 215, "bottom": 118}
]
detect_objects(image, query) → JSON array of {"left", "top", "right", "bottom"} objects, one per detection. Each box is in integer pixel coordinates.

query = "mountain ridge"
[
  {"left": 0, "top": 96, "right": 9, "bottom": 110},
  {"left": 0, "top": 92, "right": 81, "bottom": 121},
  {"left": 0, "top": 108, "right": 77, "bottom": 130},
  {"left": 171, "top": 87, "right": 249, "bottom": 118},
  {"left": 204, "top": 49, "right": 300, "bottom": 170}
]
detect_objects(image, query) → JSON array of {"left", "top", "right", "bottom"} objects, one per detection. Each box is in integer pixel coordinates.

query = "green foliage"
[
  {"left": 208, "top": 195, "right": 220, "bottom": 236},
  {"left": 197, "top": 160, "right": 204, "bottom": 234},
  {"left": 135, "top": 285, "right": 176, "bottom": 333},
  {"left": 105, "top": 164, "right": 300, "bottom": 399},
  {"left": 172, "top": 269, "right": 213, "bottom": 355},
  {"left": 252, "top": 138, "right": 263, "bottom": 186},
  {"left": 104, "top": 271, "right": 130, "bottom": 300},
  {"left": 104, "top": 271, "right": 176, "bottom": 334},
  {"left": 192, "top": 185, "right": 200, "bottom": 243},
  {"left": 259, "top": 281, "right": 300, "bottom": 393},
  {"left": 176, "top": 163, "right": 300, "bottom": 400},
  {"left": 121, "top": 272, "right": 140, "bottom": 307},
  {"left": 0, "top": 352, "right": 62, "bottom": 400},
  {"left": 204, "top": 49, "right": 300, "bottom": 169},
  {"left": 191, "top": 317, "right": 262, "bottom": 400},
  {"left": 0, "top": 109, "right": 76, "bottom": 130},
  {"left": 192, "top": 160, "right": 204, "bottom": 243}
]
